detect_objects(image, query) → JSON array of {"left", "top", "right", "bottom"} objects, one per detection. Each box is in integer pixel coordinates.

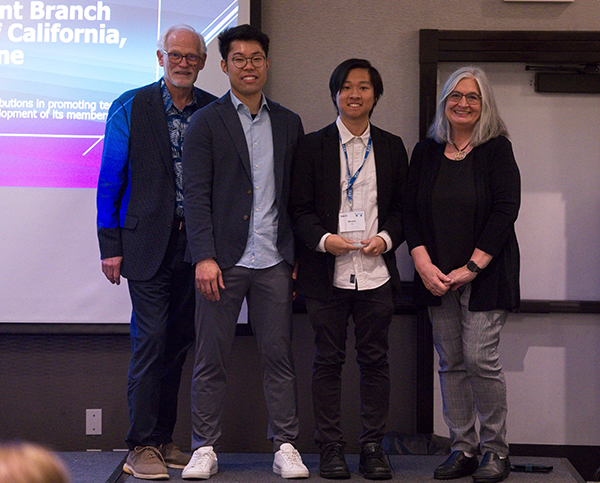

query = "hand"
[
  {"left": 410, "top": 245, "right": 451, "bottom": 297},
  {"left": 446, "top": 265, "right": 477, "bottom": 291},
  {"left": 415, "top": 261, "right": 452, "bottom": 297},
  {"left": 195, "top": 258, "right": 225, "bottom": 302},
  {"left": 359, "top": 236, "right": 387, "bottom": 257},
  {"left": 324, "top": 234, "right": 359, "bottom": 256},
  {"left": 101, "top": 256, "right": 123, "bottom": 285}
]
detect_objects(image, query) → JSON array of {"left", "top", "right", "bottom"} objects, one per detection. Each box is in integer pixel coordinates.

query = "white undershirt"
[{"left": 317, "top": 117, "right": 391, "bottom": 290}]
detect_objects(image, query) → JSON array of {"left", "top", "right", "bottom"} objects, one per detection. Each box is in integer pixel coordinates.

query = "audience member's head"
[{"left": 0, "top": 441, "right": 70, "bottom": 483}]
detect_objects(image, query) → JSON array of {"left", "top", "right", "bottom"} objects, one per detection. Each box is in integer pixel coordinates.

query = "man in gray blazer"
[
  {"left": 181, "top": 24, "right": 308, "bottom": 480},
  {"left": 97, "top": 24, "right": 216, "bottom": 480}
]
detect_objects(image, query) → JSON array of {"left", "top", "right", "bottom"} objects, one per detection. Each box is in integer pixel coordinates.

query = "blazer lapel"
[
  {"left": 372, "top": 126, "right": 392, "bottom": 223},
  {"left": 147, "top": 83, "right": 173, "bottom": 177},
  {"left": 268, "top": 101, "right": 286, "bottom": 201},
  {"left": 216, "top": 94, "right": 252, "bottom": 180},
  {"left": 323, "top": 123, "right": 342, "bottom": 233}
]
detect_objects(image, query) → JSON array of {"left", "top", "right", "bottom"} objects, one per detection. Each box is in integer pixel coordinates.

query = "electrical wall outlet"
[{"left": 86, "top": 409, "right": 102, "bottom": 435}]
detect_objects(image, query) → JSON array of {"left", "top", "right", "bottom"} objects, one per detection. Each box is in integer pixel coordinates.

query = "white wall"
[
  {"left": 434, "top": 313, "right": 600, "bottom": 445},
  {"left": 262, "top": 0, "right": 600, "bottom": 446}
]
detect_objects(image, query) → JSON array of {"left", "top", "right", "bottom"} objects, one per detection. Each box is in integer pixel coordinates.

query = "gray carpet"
[
  {"left": 59, "top": 451, "right": 126, "bottom": 483},
  {"left": 59, "top": 452, "right": 585, "bottom": 483}
]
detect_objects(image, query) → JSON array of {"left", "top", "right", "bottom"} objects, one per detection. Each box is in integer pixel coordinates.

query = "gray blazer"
[{"left": 182, "top": 92, "right": 304, "bottom": 270}]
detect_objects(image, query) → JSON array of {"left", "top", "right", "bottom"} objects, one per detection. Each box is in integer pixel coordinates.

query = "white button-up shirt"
[{"left": 317, "top": 117, "right": 391, "bottom": 290}]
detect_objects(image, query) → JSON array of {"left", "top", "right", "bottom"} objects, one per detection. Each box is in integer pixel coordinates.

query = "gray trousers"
[
  {"left": 428, "top": 283, "right": 509, "bottom": 456},
  {"left": 190, "top": 262, "right": 299, "bottom": 452}
]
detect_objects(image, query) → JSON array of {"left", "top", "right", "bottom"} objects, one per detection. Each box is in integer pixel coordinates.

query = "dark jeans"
[
  {"left": 305, "top": 282, "right": 394, "bottom": 449},
  {"left": 126, "top": 226, "right": 195, "bottom": 449}
]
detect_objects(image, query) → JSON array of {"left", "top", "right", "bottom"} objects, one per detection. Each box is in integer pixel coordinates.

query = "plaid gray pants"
[{"left": 428, "top": 283, "right": 509, "bottom": 457}]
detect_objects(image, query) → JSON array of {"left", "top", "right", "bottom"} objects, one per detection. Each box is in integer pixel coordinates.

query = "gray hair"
[
  {"left": 428, "top": 66, "right": 508, "bottom": 146},
  {"left": 156, "top": 24, "right": 207, "bottom": 56}
]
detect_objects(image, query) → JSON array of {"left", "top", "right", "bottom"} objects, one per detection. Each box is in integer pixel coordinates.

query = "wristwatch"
[{"left": 466, "top": 260, "right": 482, "bottom": 273}]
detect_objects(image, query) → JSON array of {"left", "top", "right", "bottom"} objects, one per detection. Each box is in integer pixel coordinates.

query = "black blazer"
[
  {"left": 182, "top": 93, "right": 304, "bottom": 269},
  {"left": 97, "top": 81, "right": 216, "bottom": 281},
  {"left": 290, "top": 122, "right": 409, "bottom": 302}
]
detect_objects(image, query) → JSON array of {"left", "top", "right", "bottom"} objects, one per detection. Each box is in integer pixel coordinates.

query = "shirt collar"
[
  {"left": 160, "top": 78, "right": 197, "bottom": 111},
  {"left": 230, "top": 90, "right": 269, "bottom": 115},
  {"left": 336, "top": 116, "right": 371, "bottom": 146}
]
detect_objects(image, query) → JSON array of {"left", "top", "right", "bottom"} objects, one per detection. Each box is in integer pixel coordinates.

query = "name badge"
[{"left": 339, "top": 211, "right": 366, "bottom": 232}]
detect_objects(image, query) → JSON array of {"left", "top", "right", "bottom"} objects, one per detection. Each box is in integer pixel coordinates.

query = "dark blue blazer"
[
  {"left": 97, "top": 81, "right": 216, "bottom": 281},
  {"left": 290, "top": 122, "right": 409, "bottom": 302},
  {"left": 182, "top": 92, "right": 304, "bottom": 269}
]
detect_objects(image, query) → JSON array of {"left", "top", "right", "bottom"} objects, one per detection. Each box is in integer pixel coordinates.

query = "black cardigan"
[{"left": 404, "top": 136, "right": 521, "bottom": 311}]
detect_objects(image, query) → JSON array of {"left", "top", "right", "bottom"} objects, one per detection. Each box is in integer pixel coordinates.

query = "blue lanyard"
[{"left": 340, "top": 134, "right": 372, "bottom": 206}]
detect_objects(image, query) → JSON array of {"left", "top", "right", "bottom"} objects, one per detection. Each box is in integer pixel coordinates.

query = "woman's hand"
[
  {"left": 446, "top": 249, "right": 492, "bottom": 290},
  {"left": 417, "top": 262, "right": 452, "bottom": 296},
  {"left": 446, "top": 266, "right": 477, "bottom": 291},
  {"left": 410, "top": 246, "right": 451, "bottom": 297}
]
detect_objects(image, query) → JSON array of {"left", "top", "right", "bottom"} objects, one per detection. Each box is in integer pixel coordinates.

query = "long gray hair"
[{"left": 428, "top": 66, "right": 508, "bottom": 147}]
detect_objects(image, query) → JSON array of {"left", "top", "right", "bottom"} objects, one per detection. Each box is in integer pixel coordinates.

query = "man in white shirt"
[{"left": 290, "top": 58, "right": 408, "bottom": 480}]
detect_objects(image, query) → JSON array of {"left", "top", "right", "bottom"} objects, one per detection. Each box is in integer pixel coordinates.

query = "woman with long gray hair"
[{"left": 404, "top": 66, "right": 520, "bottom": 483}]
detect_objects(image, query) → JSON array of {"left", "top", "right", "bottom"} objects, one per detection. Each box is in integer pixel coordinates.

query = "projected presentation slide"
[
  {"left": 0, "top": 0, "right": 250, "bottom": 325},
  {"left": 0, "top": 0, "right": 238, "bottom": 189}
]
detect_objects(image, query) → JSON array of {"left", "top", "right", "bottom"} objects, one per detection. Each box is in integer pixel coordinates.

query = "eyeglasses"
[
  {"left": 447, "top": 91, "right": 481, "bottom": 106},
  {"left": 230, "top": 54, "right": 266, "bottom": 69},
  {"left": 161, "top": 50, "right": 202, "bottom": 66}
]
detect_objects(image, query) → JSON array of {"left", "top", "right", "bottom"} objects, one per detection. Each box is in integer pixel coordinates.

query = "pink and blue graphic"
[{"left": 0, "top": 0, "right": 239, "bottom": 188}]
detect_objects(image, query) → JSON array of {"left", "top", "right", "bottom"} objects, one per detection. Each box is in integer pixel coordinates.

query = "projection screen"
[{"left": 0, "top": 0, "right": 253, "bottom": 324}]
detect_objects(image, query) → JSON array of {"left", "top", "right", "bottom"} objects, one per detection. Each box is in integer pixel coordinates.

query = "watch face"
[{"left": 467, "top": 260, "right": 481, "bottom": 273}]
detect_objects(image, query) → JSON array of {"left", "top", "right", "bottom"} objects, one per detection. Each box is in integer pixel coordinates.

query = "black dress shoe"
[
  {"left": 320, "top": 442, "right": 350, "bottom": 479},
  {"left": 472, "top": 452, "right": 510, "bottom": 483},
  {"left": 358, "top": 443, "right": 392, "bottom": 480},
  {"left": 434, "top": 450, "right": 479, "bottom": 480}
]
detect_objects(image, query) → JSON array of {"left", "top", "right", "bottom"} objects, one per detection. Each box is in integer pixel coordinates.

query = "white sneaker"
[
  {"left": 273, "top": 443, "right": 309, "bottom": 478},
  {"left": 181, "top": 446, "right": 218, "bottom": 480}
]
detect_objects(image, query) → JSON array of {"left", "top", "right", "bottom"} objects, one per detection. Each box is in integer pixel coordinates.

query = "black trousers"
[
  {"left": 126, "top": 226, "right": 195, "bottom": 449},
  {"left": 305, "top": 281, "right": 394, "bottom": 449}
]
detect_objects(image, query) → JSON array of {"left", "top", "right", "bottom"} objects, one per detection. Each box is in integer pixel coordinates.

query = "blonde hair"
[{"left": 0, "top": 442, "right": 70, "bottom": 483}]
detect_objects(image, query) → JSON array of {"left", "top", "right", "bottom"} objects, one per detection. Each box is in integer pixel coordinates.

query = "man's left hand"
[{"left": 360, "top": 236, "right": 387, "bottom": 257}]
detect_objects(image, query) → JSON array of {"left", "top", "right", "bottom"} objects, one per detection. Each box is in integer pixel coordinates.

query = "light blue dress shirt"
[{"left": 230, "top": 91, "right": 282, "bottom": 269}]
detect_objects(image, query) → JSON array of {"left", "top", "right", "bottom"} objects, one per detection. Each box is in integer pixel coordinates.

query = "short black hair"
[
  {"left": 218, "top": 24, "right": 270, "bottom": 60},
  {"left": 329, "top": 58, "right": 384, "bottom": 117}
]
